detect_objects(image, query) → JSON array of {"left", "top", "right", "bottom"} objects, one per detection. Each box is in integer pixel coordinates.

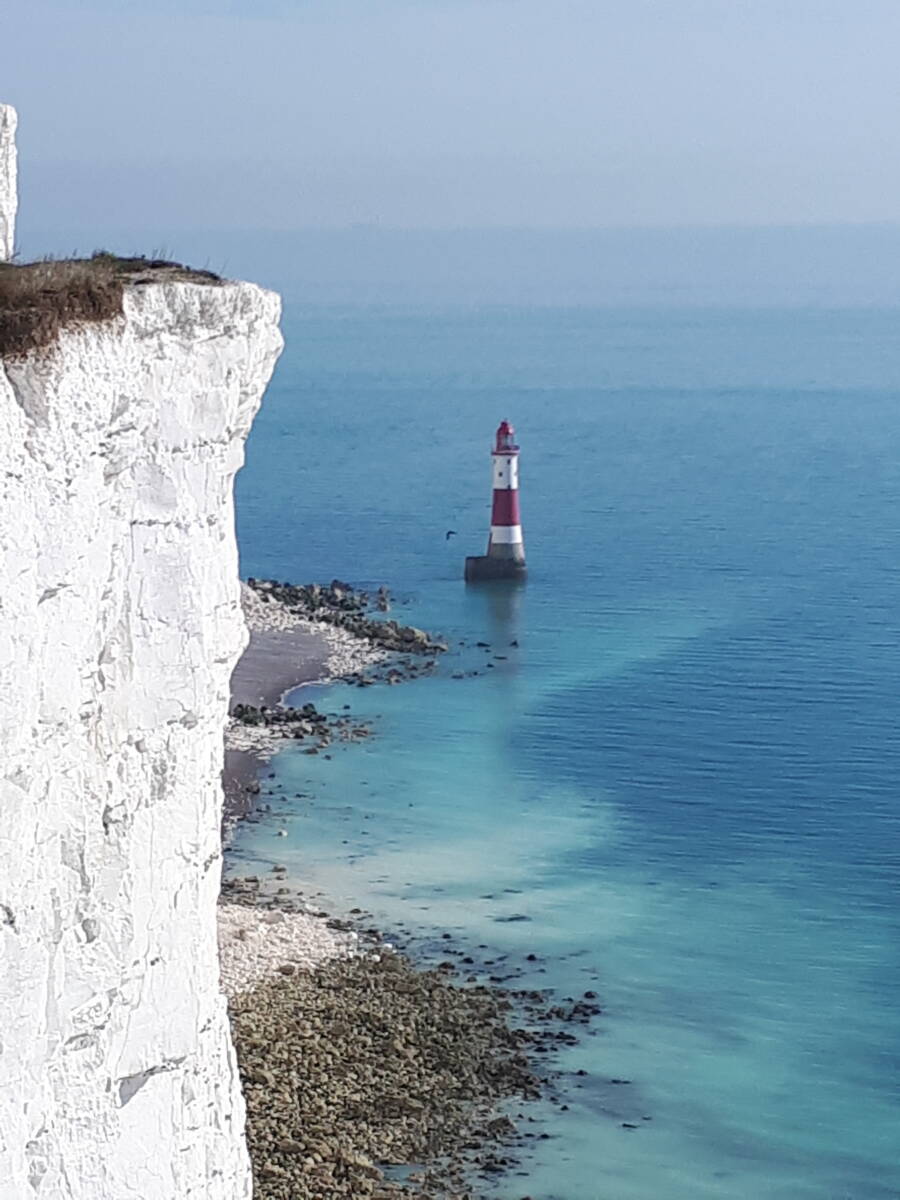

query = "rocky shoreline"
[
  {"left": 222, "top": 878, "right": 604, "bottom": 1200},
  {"left": 231, "top": 954, "right": 545, "bottom": 1200},
  {"left": 244, "top": 577, "right": 449, "bottom": 658},
  {"left": 220, "top": 580, "right": 600, "bottom": 1198}
]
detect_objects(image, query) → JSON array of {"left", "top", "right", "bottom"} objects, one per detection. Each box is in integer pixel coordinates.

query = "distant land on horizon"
[{"left": 16, "top": 224, "right": 900, "bottom": 308}]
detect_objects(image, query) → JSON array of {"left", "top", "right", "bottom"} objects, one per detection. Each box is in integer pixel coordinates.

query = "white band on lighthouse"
[
  {"left": 492, "top": 455, "right": 519, "bottom": 489},
  {"left": 489, "top": 525, "right": 524, "bottom": 544}
]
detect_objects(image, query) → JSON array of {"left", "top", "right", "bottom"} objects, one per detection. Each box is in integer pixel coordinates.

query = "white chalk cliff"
[
  {"left": 0, "top": 107, "right": 283, "bottom": 1197},
  {"left": 0, "top": 103, "right": 16, "bottom": 260}
]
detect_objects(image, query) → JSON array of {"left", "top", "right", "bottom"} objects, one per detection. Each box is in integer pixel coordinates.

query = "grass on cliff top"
[{"left": 0, "top": 251, "right": 222, "bottom": 358}]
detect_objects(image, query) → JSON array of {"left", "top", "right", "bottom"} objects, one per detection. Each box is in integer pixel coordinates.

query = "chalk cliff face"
[
  {"left": 0, "top": 277, "right": 282, "bottom": 1195},
  {"left": 0, "top": 103, "right": 16, "bottom": 259}
]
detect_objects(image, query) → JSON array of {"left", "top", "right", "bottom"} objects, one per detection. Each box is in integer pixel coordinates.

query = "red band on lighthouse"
[{"left": 490, "top": 488, "right": 521, "bottom": 527}]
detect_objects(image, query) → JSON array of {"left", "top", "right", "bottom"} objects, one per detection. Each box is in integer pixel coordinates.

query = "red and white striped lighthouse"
[{"left": 465, "top": 420, "right": 527, "bottom": 581}]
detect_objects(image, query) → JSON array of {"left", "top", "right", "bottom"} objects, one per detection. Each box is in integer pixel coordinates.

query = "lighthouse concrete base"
[{"left": 464, "top": 555, "right": 528, "bottom": 583}]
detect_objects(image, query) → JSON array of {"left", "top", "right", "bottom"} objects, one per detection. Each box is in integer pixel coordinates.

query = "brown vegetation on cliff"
[{"left": 0, "top": 252, "right": 221, "bottom": 358}]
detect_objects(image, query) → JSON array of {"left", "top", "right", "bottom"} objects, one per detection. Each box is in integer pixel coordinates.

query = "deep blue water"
[{"left": 231, "top": 305, "right": 900, "bottom": 1199}]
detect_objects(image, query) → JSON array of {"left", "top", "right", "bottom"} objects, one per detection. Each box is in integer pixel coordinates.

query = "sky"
[{"left": 3, "top": 0, "right": 900, "bottom": 235}]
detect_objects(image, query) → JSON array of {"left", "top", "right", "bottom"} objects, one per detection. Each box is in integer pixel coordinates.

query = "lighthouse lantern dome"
[{"left": 494, "top": 420, "right": 519, "bottom": 454}]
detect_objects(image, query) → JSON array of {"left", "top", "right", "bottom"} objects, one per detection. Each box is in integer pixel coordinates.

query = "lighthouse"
[{"left": 465, "top": 420, "right": 527, "bottom": 582}]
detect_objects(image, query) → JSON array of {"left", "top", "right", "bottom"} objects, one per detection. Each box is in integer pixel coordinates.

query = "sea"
[{"left": 226, "top": 302, "right": 900, "bottom": 1200}]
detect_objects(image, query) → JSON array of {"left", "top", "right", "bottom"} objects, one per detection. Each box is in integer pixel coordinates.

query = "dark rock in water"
[{"left": 494, "top": 914, "right": 531, "bottom": 923}]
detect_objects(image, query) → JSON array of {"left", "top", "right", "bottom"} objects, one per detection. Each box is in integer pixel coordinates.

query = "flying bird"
[{"left": 445, "top": 529, "right": 458, "bottom": 540}]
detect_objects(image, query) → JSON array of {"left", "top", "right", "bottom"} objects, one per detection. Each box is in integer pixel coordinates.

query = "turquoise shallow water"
[{"left": 230, "top": 306, "right": 900, "bottom": 1199}]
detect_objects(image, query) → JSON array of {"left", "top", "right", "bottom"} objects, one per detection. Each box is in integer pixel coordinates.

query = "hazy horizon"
[
  {"left": 6, "top": 0, "right": 900, "bottom": 306},
  {"left": 16, "top": 223, "right": 900, "bottom": 309},
  {"left": 4, "top": 0, "right": 900, "bottom": 234}
]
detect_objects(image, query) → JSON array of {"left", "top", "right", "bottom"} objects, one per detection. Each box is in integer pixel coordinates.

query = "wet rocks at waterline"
[{"left": 246, "top": 578, "right": 448, "bottom": 656}]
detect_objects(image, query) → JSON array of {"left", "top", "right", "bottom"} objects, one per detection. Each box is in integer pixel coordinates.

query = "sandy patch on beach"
[
  {"left": 239, "top": 583, "right": 388, "bottom": 674},
  {"left": 218, "top": 902, "right": 358, "bottom": 998},
  {"left": 224, "top": 585, "right": 386, "bottom": 759}
]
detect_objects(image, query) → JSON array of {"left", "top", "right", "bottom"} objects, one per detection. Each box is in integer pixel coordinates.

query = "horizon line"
[{"left": 18, "top": 220, "right": 900, "bottom": 237}]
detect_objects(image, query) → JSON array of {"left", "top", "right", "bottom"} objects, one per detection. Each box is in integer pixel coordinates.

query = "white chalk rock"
[
  {"left": 0, "top": 103, "right": 16, "bottom": 260},
  {"left": 0, "top": 278, "right": 282, "bottom": 1198}
]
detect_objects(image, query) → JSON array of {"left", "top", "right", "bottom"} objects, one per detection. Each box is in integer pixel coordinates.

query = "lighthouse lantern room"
[{"left": 465, "top": 420, "right": 527, "bottom": 582}]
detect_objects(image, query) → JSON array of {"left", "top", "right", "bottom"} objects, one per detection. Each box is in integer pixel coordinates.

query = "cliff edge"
[{"left": 0, "top": 107, "right": 283, "bottom": 1197}]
